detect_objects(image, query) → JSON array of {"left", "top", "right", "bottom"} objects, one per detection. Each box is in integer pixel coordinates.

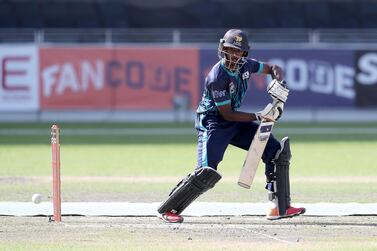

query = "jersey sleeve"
[
  {"left": 246, "top": 58, "right": 264, "bottom": 74},
  {"left": 209, "top": 80, "right": 231, "bottom": 107}
]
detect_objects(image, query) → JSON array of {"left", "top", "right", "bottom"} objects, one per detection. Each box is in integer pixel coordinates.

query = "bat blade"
[{"left": 238, "top": 121, "right": 275, "bottom": 189}]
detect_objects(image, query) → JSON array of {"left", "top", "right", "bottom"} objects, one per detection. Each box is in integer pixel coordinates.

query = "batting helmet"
[{"left": 218, "top": 29, "right": 250, "bottom": 72}]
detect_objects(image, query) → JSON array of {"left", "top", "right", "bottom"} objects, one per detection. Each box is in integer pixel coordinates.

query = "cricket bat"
[{"left": 237, "top": 102, "right": 278, "bottom": 189}]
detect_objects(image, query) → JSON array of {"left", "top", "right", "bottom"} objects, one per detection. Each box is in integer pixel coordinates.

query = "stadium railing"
[{"left": 1, "top": 28, "right": 377, "bottom": 44}]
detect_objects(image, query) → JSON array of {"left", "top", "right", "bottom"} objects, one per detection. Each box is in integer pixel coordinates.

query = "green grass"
[
  {"left": 2, "top": 178, "right": 375, "bottom": 203},
  {"left": 1, "top": 122, "right": 377, "bottom": 145},
  {"left": 0, "top": 140, "right": 375, "bottom": 177},
  {"left": 0, "top": 122, "right": 376, "bottom": 203}
]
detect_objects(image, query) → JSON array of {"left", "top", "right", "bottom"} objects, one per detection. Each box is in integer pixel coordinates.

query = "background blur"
[{"left": 1, "top": 0, "right": 377, "bottom": 123}]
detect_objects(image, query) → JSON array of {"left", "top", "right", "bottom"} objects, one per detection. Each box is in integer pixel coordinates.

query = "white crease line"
[{"left": 240, "top": 227, "right": 295, "bottom": 244}]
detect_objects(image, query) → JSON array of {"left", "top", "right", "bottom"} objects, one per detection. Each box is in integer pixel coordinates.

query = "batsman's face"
[{"left": 223, "top": 47, "right": 244, "bottom": 72}]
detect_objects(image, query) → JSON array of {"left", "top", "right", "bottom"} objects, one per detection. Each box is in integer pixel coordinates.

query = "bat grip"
[
  {"left": 271, "top": 99, "right": 281, "bottom": 109},
  {"left": 260, "top": 99, "right": 280, "bottom": 123}
]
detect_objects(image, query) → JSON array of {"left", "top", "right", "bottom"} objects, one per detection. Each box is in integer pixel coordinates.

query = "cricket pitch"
[{"left": 1, "top": 215, "right": 376, "bottom": 251}]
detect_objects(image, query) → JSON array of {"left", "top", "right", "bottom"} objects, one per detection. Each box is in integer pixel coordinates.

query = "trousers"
[{"left": 195, "top": 114, "right": 281, "bottom": 180}]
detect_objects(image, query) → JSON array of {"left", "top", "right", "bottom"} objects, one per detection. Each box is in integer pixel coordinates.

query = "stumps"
[{"left": 51, "top": 124, "right": 61, "bottom": 223}]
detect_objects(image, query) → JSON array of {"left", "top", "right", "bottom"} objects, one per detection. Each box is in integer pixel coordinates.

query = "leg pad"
[
  {"left": 157, "top": 167, "right": 221, "bottom": 215},
  {"left": 268, "top": 137, "right": 292, "bottom": 216}
]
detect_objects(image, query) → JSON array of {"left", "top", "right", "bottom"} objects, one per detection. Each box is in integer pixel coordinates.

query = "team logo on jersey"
[
  {"left": 229, "top": 82, "right": 235, "bottom": 94},
  {"left": 242, "top": 71, "right": 250, "bottom": 80},
  {"left": 213, "top": 90, "right": 227, "bottom": 98}
]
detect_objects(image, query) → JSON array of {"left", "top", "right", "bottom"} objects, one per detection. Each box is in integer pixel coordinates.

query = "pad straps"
[{"left": 158, "top": 167, "right": 222, "bottom": 215}]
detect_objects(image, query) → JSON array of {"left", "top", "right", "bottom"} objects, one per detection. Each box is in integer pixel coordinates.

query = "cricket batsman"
[{"left": 158, "top": 29, "right": 306, "bottom": 223}]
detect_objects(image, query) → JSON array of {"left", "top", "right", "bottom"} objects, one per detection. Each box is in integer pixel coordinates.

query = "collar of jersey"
[{"left": 220, "top": 61, "right": 238, "bottom": 77}]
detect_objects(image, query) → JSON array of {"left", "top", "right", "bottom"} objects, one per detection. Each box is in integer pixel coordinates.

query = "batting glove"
[{"left": 267, "top": 79, "right": 289, "bottom": 103}]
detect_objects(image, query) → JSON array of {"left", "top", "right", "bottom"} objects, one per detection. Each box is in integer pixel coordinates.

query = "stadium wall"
[{"left": 0, "top": 44, "right": 376, "bottom": 122}]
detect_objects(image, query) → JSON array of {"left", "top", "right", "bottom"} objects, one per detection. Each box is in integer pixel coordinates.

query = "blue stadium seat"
[
  {"left": 184, "top": 1, "right": 220, "bottom": 27},
  {"left": 77, "top": 19, "right": 101, "bottom": 28},
  {"left": 126, "top": 6, "right": 190, "bottom": 28},
  {"left": 14, "top": 2, "right": 44, "bottom": 28},
  {"left": 0, "top": 2, "right": 13, "bottom": 15},
  {"left": 20, "top": 17, "right": 44, "bottom": 28},
  {"left": 68, "top": 2, "right": 99, "bottom": 28},
  {"left": 0, "top": 3, "right": 17, "bottom": 28},
  {"left": 303, "top": 2, "right": 331, "bottom": 28},
  {"left": 69, "top": 2, "right": 97, "bottom": 19},
  {"left": 276, "top": 2, "right": 306, "bottom": 28},
  {"left": 42, "top": 2, "right": 75, "bottom": 28},
  {"left": 98, "top": 2, "right": 128, "bottom": 28},
  {"left": 329, "top": 2, "right": 360, "bottom": 28},
  {"left": 244, "top": 3, "right": 278, "bottom": 28},
  {"left": 0, "top": 15, "right": 18, "bottom": 28},
  {"left": 98, "top": 2, "right": 126, "bottom": 16},
  {"left": 103, "top": 19, "right": 129, "bottom": 28},
  {"left": 217, "top": 3, "right": 249, "bottom": 28},
  {"left": 42, "top": 2, "right": 69, "bottom": 18},
  {"left": 360, "top": 2, "right": 377, "bottom": 28},
  {"left": 14, "top": 2, "right": 40, "bottom": 17},
  {"left": 0, "top": 0, "right": 372, "bottom": 30}
]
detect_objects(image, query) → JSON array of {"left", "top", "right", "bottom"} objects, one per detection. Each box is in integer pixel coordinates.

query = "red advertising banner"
[{"left": 40, "top": 47, "right": 199, "bottom": 109}]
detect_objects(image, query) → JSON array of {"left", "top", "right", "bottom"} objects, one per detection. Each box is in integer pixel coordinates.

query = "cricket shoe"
[
  {"left": 266, "top": 206, "right": 306, "bottom": 220},
  {"left": 160, "top": 212, "right": 184, "bottom": 223}
]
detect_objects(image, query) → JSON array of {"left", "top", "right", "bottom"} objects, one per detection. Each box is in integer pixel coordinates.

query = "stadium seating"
[
  {"left": 98, "top": 2, "right": 129, "bottom": 28},
  {"left": 0, "top": 0, "right": 376, "bottom": 29}
]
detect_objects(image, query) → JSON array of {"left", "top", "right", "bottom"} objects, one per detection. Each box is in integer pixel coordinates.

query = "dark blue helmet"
[
  {"left": 218, "top": 29, "right": 250, "bottom": 72},
  {"left": 220, "top": 29, "right": 250, "bottom": 54}
]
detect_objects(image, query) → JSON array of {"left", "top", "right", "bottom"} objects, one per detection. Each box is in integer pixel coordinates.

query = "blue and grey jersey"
[{"left": 196, "top": 58, "right": 264, "bottom": 116}]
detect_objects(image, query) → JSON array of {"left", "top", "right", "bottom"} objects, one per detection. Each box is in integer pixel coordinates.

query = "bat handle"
[{"left": 271, "top": 99, "right": 280, "bottom": 108}]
